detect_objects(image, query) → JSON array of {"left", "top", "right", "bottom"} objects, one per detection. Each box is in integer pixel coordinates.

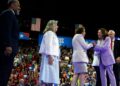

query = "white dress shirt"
[
  {"left": 92, "top": 40, "right": 104, "bottom": 66},
  {"left": 111, "top": 38, "right": 115, "bottom": 51}
]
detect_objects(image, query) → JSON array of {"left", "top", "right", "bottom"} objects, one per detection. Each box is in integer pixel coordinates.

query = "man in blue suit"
[{"left": 0, "top": 0, "right": 20, "bottom": 85}]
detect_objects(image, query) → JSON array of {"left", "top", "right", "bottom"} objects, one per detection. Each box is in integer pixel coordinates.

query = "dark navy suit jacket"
[
  {"left": 0, "top": 9, "right": 19, "bottom": 54},
  {"left": 114, "top": 39, "right": 120, "bottom": 59}
]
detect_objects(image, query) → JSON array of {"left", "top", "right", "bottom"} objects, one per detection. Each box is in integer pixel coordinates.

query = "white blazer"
[
  {"left": 72, "top": 34, "right": 93, "bottom": 63},
  {"left": 39, "top": 31, "right": 60, "bottom": 57},
  {"left": 92, "top": 40, "right": 104, "bottom": 66}
]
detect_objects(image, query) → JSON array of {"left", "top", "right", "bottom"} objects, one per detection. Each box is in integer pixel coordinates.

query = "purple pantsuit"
[{"left": 94, "top": 37, "right": 116, "bottom": 86}]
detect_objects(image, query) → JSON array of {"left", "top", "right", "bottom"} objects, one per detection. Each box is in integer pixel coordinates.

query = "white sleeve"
[
  {"left": 44, "top": 31, "right": 55, "bottom": 55},
  {"left": 78, "top": 36, "right": 93, "bottom": 50}
]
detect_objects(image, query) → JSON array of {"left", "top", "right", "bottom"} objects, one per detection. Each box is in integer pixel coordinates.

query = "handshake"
[{"left": 92, "top": 41, "right": 97, "bottom": 47}]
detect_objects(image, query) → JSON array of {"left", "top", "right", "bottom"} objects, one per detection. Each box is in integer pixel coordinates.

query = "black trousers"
[
  {"left": 94, "top": 66, "right": 101, "bottom": 86},
  {"left": 107, "top": 63, "right": 120, "bottom": 86},
  {"left": 0, "top": 53, "right": 16, "bottom": 86}
]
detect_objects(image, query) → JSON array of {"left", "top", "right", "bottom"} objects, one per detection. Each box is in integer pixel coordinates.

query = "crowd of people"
[
  {"left": 8, "top": 47, "right": 40, "bottom": 86},
  {"left": 7, "top": 46, "right": 97, "bottom": 86}
]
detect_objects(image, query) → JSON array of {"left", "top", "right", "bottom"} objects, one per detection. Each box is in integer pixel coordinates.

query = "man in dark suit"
[
  {"left": 0, "top": 0, "right": 20, "bottom": 85},
  {"left": 108, "top": 30, "right": 120, "bottom": 86}
]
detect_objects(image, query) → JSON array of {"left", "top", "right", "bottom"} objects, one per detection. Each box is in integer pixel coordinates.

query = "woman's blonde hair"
[{"left": 43, "top": 20, "right": 58, "bottom": 33}]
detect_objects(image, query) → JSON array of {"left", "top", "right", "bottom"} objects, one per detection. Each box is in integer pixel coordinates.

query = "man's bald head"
[
  {"left": 8, "top": 0, "right": 20, "bottom": 15},
  {"left": 8, "top": 0, "right": 19, "bottom": 7}
]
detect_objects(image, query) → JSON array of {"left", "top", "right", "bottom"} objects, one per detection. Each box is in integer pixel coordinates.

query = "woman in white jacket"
[
  {"left": 39, "top": 20, "right": 60, "bottom": 86},
  {"left": 71, "top": 25, "right": 93, "bottom": 86}
]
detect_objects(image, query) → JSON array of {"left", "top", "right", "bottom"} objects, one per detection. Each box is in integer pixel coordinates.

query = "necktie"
[{"left": 111, "top": 39, "right": 113, "bottom": 50}]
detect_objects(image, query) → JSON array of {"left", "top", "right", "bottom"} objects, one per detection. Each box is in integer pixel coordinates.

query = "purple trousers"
[{"left": 100, "top": 64, "right": 116, "bottom": 86}]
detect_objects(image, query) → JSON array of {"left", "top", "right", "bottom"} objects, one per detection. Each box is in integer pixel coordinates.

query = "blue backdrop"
[{"left": 38, "top": 34, "right": 95, "bottom": 48}]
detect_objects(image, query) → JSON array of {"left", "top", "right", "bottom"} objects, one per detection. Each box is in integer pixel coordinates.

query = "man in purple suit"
[{"left": 93, "top": 28, "right": 116, "bottom": 86}]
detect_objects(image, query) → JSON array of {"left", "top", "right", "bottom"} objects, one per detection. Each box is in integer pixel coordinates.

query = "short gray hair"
[
  {"left": 8, "top": 0, "right": 19, "bottom": 6},
  {"left": 108, "top": 30, "right": 115, "bottom": 34}
]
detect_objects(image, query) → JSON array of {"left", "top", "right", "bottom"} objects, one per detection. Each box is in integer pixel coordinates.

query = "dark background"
[{"left": 0, "top": 0, "right": 120, "bottom": 40}]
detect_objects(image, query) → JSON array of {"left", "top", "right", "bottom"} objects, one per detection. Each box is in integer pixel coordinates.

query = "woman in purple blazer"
[{"left": 94, "top": 28, "right": 116, "bottom": 86}]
